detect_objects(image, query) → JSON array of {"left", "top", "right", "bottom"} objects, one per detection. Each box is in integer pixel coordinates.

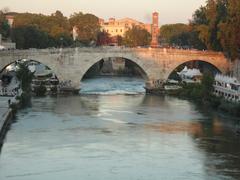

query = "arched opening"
[
  {"left": 0, "top": 59, "right": 59, "bottom": 96},
  {"left": 80, "top": 57, "right": 148, "bottom": 94},
  {"left": 167, "top": 60, "right": 221, "bottom": 83}
]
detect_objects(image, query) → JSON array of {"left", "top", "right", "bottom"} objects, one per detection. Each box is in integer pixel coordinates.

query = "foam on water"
[{"left": 80, "top": 76, "right": 145, "bottom": 95}]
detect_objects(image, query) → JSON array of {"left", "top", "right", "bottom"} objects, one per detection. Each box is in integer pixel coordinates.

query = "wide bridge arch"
[
  {"left": 79, "top": 55, "right": 152, "bottom": 81},
  {"left": 165, "top": 58, "right": 228, "bottom": 80}
]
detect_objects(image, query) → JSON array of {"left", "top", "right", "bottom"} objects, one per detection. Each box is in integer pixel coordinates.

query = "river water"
[{"left": 0, "top": 77, "right": 240, "bottom": 180}]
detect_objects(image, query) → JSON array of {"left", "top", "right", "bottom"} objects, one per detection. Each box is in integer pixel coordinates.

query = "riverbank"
[
  {"left": 164, "top": 83, "right": 240, "bottom": 118},
  {"left": 0, "top": 96, "right": 20, "bottom": 148}
]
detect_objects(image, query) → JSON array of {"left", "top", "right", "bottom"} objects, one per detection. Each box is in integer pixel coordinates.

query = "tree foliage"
[
  {"left": 96, "top": 31, "right": 111, "bottom": 46},
  {"left": 11, "top": 11, "right": 73, "bottom": 49},
  {"left": 123, "top": 26, "right": 151, "bottom": 47},
  {"left": 160, "top": 0, "right": 239, "bottom": 60},
  {"left": 160, "top": 23, "right": 205, "bottom": 49},
  {"left": 218, "top": 0, "right": 240, "bottom": 59},
  {"left": 69, "top": 12, "right": 100, "bottom": 45},
  {"left": 0, "top": 10, "right": 10, "bottom": 38},
  {"left": 16, "top": 62, "right": 34, "bottom": 92},
  {"left": 11, "top": 26, "right": 49, "bottom": 49},
  {"left": 160, "top": 24, "right": 189, "bottom": 44},
  {"left": 191, "top": 0, "right": 239, "bottom": 59}
]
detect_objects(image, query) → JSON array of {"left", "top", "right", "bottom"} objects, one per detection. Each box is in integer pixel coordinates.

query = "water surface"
[{"left": 0, "top": 77, "right": 240, "bottom": 180}]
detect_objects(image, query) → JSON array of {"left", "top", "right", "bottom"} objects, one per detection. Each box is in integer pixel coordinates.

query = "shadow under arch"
[
  {"left": 0, "top": 58, "right": 59, "bottom": 80},
  {"left": 167, "top": 59, "right": 222, "bottom": 80},
  {"left": 81, "top": 57, "right": 149, "bottom": 82}
]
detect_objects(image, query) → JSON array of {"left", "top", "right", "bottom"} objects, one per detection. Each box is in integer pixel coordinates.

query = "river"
[{"left": 0, "top": 77, "right": 240, "bottom": 180}]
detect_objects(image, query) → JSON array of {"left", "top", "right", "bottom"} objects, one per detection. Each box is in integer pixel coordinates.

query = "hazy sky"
[{"left": 0, "top": 0, "right": 206, "bottom": 25}]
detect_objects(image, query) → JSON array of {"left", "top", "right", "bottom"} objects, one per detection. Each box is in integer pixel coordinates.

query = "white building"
[
  {"left": 214, "top": 74, "right": 240, "bottom": 102},
  {"left": 177, "top": 66, "right": 202, "bottom": 83}
]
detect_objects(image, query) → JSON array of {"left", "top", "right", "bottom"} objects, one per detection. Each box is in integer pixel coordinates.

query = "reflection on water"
[{"left": 0, "top": 77, "right": 240, "bottom": 180}]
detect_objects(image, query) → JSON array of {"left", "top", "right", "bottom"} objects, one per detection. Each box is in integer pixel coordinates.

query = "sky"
[{"left": 0, "top": 0, "right": 206, "bottom": 25}]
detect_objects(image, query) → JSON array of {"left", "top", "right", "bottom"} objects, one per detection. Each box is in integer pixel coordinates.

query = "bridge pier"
[
  {"left": 58, "top": 79, "right": 81, "bottom": 94},
  {"left": 145, "top": 79, "right": 166, "bottom": 94}
]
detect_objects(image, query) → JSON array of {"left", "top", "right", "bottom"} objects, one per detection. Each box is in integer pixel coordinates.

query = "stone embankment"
[{"left": 0, "top": 96, "right": 19, "bottom": 147}]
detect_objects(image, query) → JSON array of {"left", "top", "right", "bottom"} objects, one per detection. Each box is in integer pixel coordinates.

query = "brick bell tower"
[{"left": 151, "top": 12, "right": 159, "bottom": 48}]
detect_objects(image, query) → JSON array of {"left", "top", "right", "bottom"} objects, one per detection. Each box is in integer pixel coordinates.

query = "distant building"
[
  {"left": 151, "top": 12, "right": 159, "bottom": 48},
  {"left": 99, "top": 17, "right": 152, "bottom": 37},
  {"left": 177, "top": 66, "right": 203, "bottom": 83},
  {"left": 73, "top": 12, "right": 160, "bottom": 46}
]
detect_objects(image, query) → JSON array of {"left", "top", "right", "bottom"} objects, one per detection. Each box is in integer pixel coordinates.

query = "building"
[
  {"left": 99, "top": 17, "right": 152, "bottom": 37},
  {"left": 214, "top": 74, "right": 240, "bottom": 102},
  {"left": 177, "top": 66, "right": 203, "bottom": 83},
  {"left": 151, "top": 12, "right": 159, "bottom": 48},
  {"left": 73, "top": 12, "right": 160, "bottom": 46}
]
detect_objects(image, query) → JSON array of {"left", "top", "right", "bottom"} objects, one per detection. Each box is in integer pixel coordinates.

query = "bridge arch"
[
  {"left": 79, "top": 56, "right": 151, "bottom": 82},
  {"left": 0, "top": 59, "right": 60, "bottom": 81},
  {"left": 165, "top": 59, "right": 228, "bottom": 80}
]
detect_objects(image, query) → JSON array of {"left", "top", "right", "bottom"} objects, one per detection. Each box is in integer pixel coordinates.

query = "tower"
[{"left": 151, "top": 12, "right": 159, "bottom": 48}]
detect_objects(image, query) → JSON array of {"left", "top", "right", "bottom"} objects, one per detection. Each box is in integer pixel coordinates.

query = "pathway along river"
[{"left": 0, "top": 76, "right": 240, "bottom": 180}]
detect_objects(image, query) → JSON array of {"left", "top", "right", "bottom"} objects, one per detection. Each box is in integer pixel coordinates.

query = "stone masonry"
[{"left": 0, "top": 47, "right": 230, "bottom": 90}]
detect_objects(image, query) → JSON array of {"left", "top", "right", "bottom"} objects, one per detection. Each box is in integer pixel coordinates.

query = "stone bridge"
[{"left": 0, "top": 47, "right": 230, "bottom": 90}]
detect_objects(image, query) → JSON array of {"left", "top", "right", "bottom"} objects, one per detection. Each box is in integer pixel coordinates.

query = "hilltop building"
[
  {"left": 99, "top": 17, "right": 152, "bottom": 37},
  {"left": 3, "top": 11, "right": 160, "bottom": 47},
  {"left": 73, "top": 12, "right": 160, "bottom": 47}
]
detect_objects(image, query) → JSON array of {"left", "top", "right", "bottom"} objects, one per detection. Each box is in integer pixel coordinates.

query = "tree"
[
  {"left": 190, "top": 0, "right": 228, "bottom": 51},
  {"left": 160, "top": 23, "right": 205, "bottom": 49},
  {"left": 0, "top": 10, "right": 10, "bottom": 38},
  {"left": 123, "top": 26, "right": 151, "bottom": 47},
  {"left": 201, "top": 73, "right": 214, "bottom": 100},
  {"left": 11, "top": 26, "right": 49, "bottom": 49},
  {"left": 96, "top": 31, "right": 111, "bottom": 46},
  {"left": 219, "top": 0, "right": 240, "bottom": 59},
  {"left": 16, "top": 62, "right": 34, "bottom": 92},
  {"left": 12, "top": 11, "right": 73, "bottom": 48},
  {"left": 69, "top": 12, "right": 100, "bottom": 45}
]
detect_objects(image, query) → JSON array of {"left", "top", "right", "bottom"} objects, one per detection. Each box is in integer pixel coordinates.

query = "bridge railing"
[{"left": 0, "top": 47, "right": 225, "bottom": 57}]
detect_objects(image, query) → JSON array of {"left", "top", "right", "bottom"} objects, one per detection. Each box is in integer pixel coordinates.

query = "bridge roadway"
[{"left": 0, "top": 47, "right": 230, "bottom": 91}]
